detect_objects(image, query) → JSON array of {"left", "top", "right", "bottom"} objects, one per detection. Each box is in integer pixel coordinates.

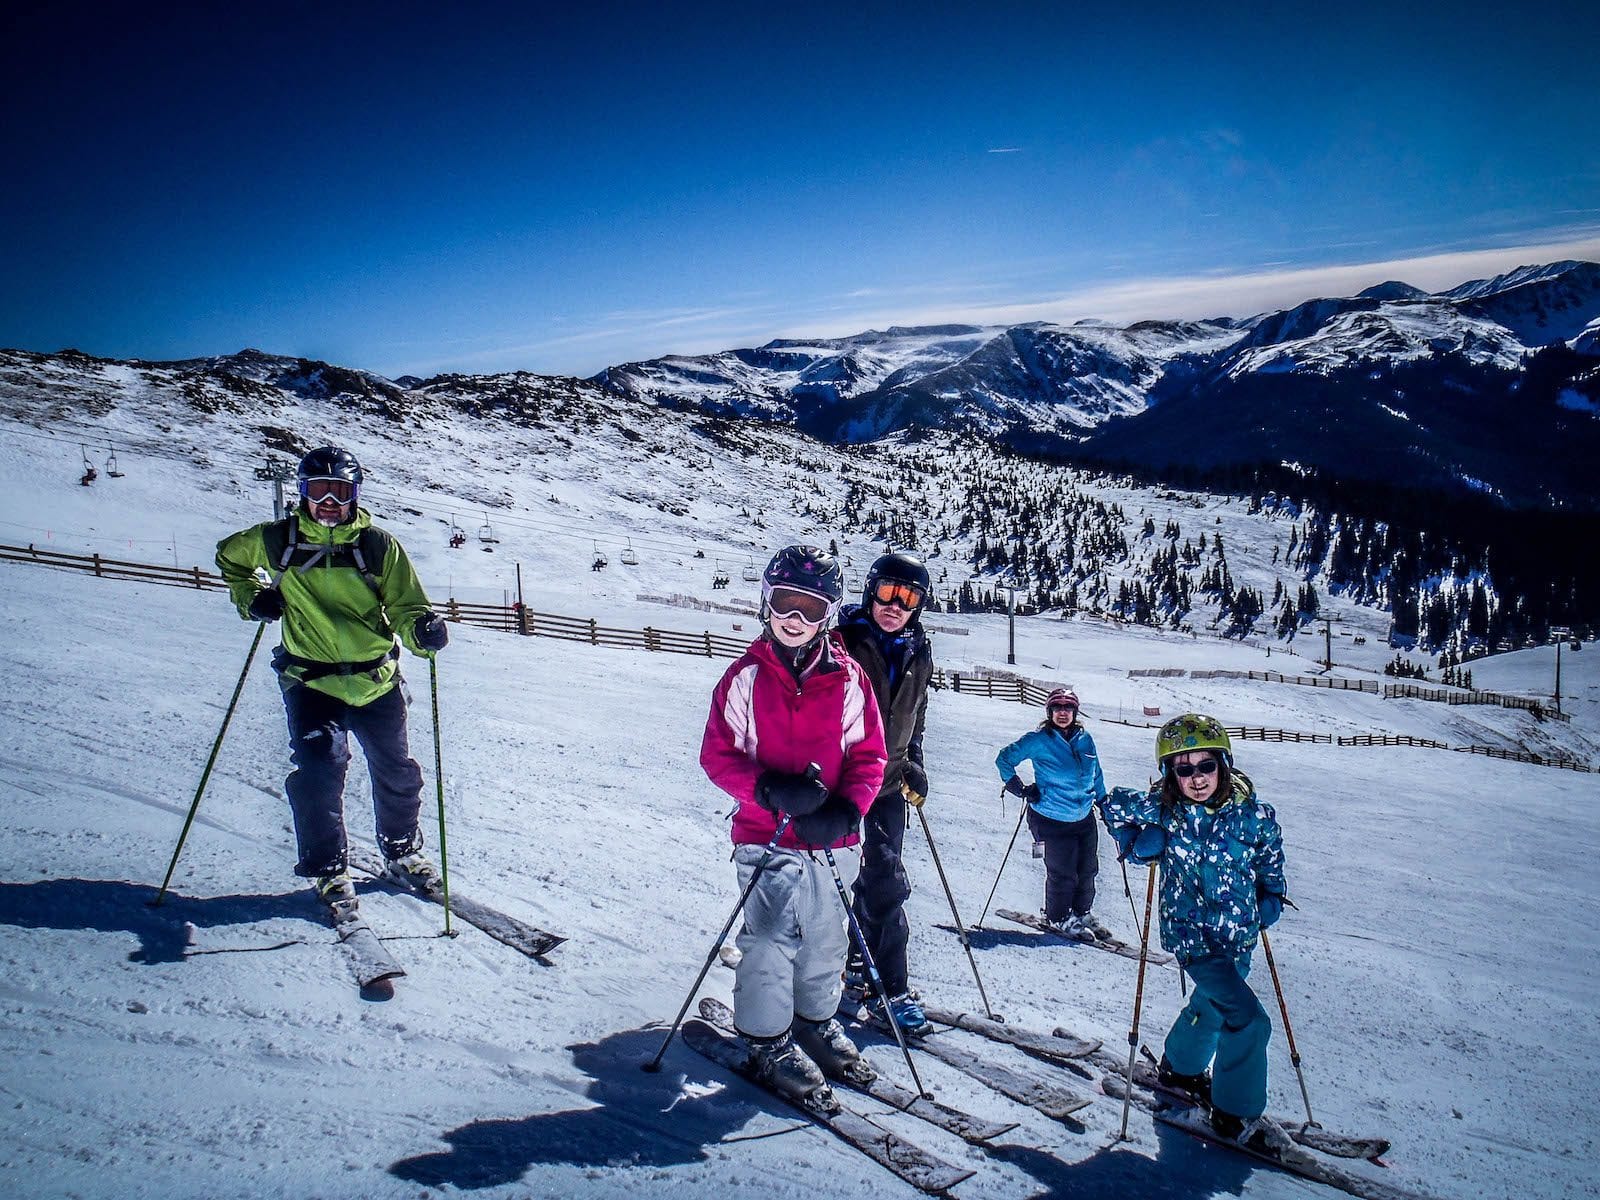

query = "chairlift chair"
[
  {"left": 620, "top": 538, "right": 639, "bottom": 566},
  {"left": 478, "top": 515, "right": 500, "bottom": 544},
  {"left": 79, "top": 445, "right": 97, "bottom": 485},
  {"left": 105, "top": 446, "right": 124, "bottom": 478},
  {"left": 591, "top": 541, "right": 608, "bottom": 571},
  {"left": 448, "top": 514, "right": 467, "bottom": 548},
  {"left": 741, "top": 557, "right": 759, "bottom": 582}
]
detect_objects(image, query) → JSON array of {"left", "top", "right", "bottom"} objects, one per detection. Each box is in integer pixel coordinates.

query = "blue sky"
[{"left": 2, "top": 1, "right": 1597, "bottom": 378}]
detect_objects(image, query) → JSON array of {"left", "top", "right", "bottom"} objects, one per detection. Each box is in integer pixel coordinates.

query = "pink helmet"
[{"left": 1046, "top": 688, "right": 1079, "bottom": 712}]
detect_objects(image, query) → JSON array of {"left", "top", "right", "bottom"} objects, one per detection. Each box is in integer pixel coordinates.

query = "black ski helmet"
[
  {"left": 297, "top": 446, "right": 363, "bottom": 519},
  {"left": 864, "top": 551, "right": 931, "bottom": 611},
  {"left": 760, "top": 544, "right": 844, "bottom": 626},
  {"left": 298, "top": 446, "right": 364, "bottom": 485}
]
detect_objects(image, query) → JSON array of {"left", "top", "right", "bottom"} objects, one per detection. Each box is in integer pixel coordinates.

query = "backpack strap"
[{"left": 260, "top": 516, "right": 386, "bottom": 597}]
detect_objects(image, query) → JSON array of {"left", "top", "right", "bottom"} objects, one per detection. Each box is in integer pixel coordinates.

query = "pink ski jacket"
[{"left": 700, "top": 634, "right": 888, "bottom": 850}]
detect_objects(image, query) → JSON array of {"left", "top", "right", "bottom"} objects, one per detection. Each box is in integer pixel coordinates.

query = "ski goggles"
[
  {"left": 871, "top": 579, "right": 925, "bottom": 610},
  {"left": 767, "top": 585, "right": 833, "bottom": 625},
  {"left": 300, "top": 477, "right": 356, "bottom": 504},
  {"left": 1169, "top": 758, "right": 1220, "bottom": 780}
]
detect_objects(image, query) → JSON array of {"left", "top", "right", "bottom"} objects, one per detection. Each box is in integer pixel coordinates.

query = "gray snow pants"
[{"left": 731, "top": 843, "right": 858, "bottom": 1039}]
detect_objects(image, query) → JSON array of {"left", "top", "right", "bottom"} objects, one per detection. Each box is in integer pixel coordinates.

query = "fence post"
[
  {"left": 192, "top": 566, "right": 203, "bottom": 589},
  {"left": 448, "top": 598, "right": 461, "bottom": 621},
  {"left": 93, "top": 553, "right": 103, "bottom": 577},
  {"left": 703, "top": 631, "right": 713, "bottom": 656},
  {"left": 589, "top": 618, "right": 599, "bottom": 645}
]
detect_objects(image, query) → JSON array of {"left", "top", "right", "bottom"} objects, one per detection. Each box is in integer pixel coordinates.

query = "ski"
[
  {"left": 994, "top": 908, "right": 1175, "bottom": 965},
  {"left": 914, "top": 1033, "right": 1093, "bottom": 1123},
  {"left": 840, "top": 1003, "right": 1092, "bottom": 1123},
  {"left": 698, "top": 998, "right": 1017, "bottom": 1146},
  {"left": 347, "top": 847, "right": 566, "bottom": 959},
  {"left": 1085, "top": 1047, "right": 1392, "bottom": 1162},
  {"left": 313, "top": 888, "right": 405, "bottom": 989},
  {"left": 681, "top": 1018, "right": 974, "bottom": 1195},
  {"left": 1102, "top": 1076, "right": 1433, "bottom": 1200},
  {"left": 921, "top": 1004, "right": 1101, "bottom": 1063}
]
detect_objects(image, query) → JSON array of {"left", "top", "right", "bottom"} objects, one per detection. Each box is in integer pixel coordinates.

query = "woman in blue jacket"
[{"left": 994, "top": 688, "right": 1112, "bottom": 940}]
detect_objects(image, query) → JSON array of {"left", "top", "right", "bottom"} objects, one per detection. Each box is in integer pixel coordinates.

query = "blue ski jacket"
[{"left": 994, "top": 724, "right": 1106, "bottom": 824}]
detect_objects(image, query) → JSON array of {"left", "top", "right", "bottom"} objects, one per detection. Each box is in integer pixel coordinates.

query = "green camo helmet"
[{"left": 1155, "top": 713, "right": 1232, "bottom": 765}]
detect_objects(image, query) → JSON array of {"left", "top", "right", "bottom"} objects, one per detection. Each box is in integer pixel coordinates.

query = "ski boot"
[
  {"left": 793, "top": 1016, "right": 877, "bottom": 1086},
  {"left": 745, "top": 1031, "right": 839, "bottom": 1114},
  {"left": 1157, "top": 1056, "right": 1212, "bottom": 1105},
  {"left": 1076, "top": 911, "right": 1114, "bottom": 941},
  {"left": 315, "top": 870, "right": 356, "bottom": 904},
  {"left": 870, "top": 991, "right": 930, "bottom": 1037},
  {"left": 384, "top": 850, "right": 443, "bottom": 894},
  {"left": 839, "top": 964, "right": 873, "bottom": 1014},
  {"left": 1043, "top": 912, "right": 1082, "bottom": 938}
]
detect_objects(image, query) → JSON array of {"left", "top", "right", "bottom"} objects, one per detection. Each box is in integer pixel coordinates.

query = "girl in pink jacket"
[{"left": 700, "top": 545, "right": 887, "bottom": 1113}]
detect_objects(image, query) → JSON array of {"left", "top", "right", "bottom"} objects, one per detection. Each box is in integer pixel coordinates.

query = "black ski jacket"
[{"left": 837, "top": 605, "right": 934, "bottom": 803}]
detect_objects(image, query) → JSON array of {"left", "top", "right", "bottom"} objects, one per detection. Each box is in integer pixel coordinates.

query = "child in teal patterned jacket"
[{"left": 1099, "top": 713, "right": 1287, "bottom": 1141}]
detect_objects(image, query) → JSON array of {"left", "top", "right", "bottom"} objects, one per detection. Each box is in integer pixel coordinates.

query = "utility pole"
[
  {"left": 1003, "top": 580, "right": 1026, "bottom": 666},
  {"left": 1320, "top": 612, "right": 1339, "bottom": 672},
  {"left": 1552, "top": 626, "right": 1571, "bottom": 717},
  {"left": 253, "top": 459, "right": 297, "bottom": 520}
]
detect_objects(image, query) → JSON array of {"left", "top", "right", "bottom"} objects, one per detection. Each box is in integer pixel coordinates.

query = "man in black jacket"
[{"left": 836, "top": 551, "right": 936, "bottom": 1035}]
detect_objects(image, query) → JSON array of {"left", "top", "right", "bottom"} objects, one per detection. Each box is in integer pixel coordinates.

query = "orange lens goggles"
[{"left": 872, "top": 580, "right": 925, "bottom": 609}]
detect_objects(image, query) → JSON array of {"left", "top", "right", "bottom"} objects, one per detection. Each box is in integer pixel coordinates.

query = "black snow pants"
[
  {"left": 849, "top": 791, "right": 912, "bottom": 997},
  {"left": 1026, "top": 809, "right": 1099, "bottom": 924},
  {"left": 282, "top": 681, "right": 424, "bottom": 877}
]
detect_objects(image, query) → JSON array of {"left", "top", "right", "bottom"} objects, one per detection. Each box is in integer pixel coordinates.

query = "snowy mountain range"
[
  {"left": 599, "top": 261, "right": 1600, "bottom": 506},
  {"left": 6, "top": 261, "right": 1598, "bottom": 511}
]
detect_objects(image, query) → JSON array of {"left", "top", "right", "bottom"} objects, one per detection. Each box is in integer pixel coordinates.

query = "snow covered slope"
[{"left": 2, "top": 375, "right": 1598, "bottom": 1198}]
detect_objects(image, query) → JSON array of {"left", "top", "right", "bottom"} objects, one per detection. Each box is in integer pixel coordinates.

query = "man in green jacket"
[{"left": 215, "top": 446, "right": 449, "bottom": 903}]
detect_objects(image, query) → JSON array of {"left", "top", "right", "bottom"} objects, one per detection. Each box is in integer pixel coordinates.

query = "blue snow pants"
[
  {"left": 283, "top": 681, "right": 424, "bottom": 877},
  {"left": 1163, "top": 952, "right": 1272, "bottom": 1120}
]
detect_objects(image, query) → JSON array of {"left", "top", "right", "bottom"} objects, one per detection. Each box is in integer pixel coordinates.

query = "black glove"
[
  {"left": 248, "top": 588, "right": 285, "bottom": 622},
  {"left": 1003, "top": 775, "right": 1028, "bottom": 798},
  {"left": 415, "top": 613, "right": 449, "bottom": 652},
  {"left": 791, "top": 794, "right": 859, "bottom": 849},
  {"left": 756, "top": 770, "right": 829, "bottom": 816},
  {"left": 902, "top": 761, "right": 928, "bottom": 800},
  {"left": 1022, "top": 783, "right": 1041, "bottom": 805}
]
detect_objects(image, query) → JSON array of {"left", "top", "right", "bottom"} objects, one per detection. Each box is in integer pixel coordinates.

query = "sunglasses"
[
  {"left": 301, "top": 478, "right": 355, "bottom": 504},
  {"left": 872, "top": 579, "right": 925, "bottom": 610},
  {"left": 1170, "top": 759, "right": 1220, "bottom": 780},
  {"left": 768, "top": 585, "right": 832, "bottom": 625}
]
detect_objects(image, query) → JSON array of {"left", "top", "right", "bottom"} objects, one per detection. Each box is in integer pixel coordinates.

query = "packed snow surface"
[{"left": 1, "top": 400, "right": 1597, "bottom": 1200}]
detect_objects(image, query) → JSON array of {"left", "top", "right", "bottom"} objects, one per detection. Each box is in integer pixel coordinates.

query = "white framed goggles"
[
  {"left": 300, "top": 477, "right": 356, "bottom": 504},
  {"left": 766, "top": 584, "right": 835, "bottom": 626}
]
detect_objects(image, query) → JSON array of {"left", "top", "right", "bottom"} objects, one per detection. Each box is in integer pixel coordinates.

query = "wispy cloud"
[{"left": 986, "top": 147, "right": 1023, "bottom": 154}]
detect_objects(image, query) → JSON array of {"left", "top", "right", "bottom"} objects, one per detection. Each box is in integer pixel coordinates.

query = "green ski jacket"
[{"left": 216, "top": 507, "right": 435, "bottom": 706}]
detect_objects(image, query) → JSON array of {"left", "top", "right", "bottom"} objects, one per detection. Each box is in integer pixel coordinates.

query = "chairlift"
[
  {"left": 711, "top": 559, "right": 730, "bottom": 590},
  {"left": 105, "top": 446, "right": 124, "bottom": 478},
  {"left": 448, "top": 513, "right": 467, "bottom": 549},
  {"left": 79, "top": 445, "right": 97, "bottom": 486},
  {"left": 620, "top": 538, "right": 639, "bottom": 566},
  {"left": 742, "top": 557, "right": 759, "bottom": 583},
  {"left": 591, "top": 541, "right": 608, "bottom": 571},
  {"left": 478, "top": 515, "right": 500, "bottom": 544}
]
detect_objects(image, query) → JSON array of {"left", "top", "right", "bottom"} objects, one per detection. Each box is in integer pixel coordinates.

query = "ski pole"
[
  {"left": 642, "top": 814, "right": 793, "bottom": 1073},
  {"left": 1117, "top": 860, "right": 1160, "bottom": 1142},
  {"left": 152, "top": 621, "right": 268, "bottom": 906},
  {"left": 1260, "top": 929, "right": 1319, "bottom": 1129},
  {"left": 821, "top": 844, "right": 933, "bottom": 1101},
  {"left": 913, "top": 801, "right": 999, "bottom": 1021},
  {"left": 975, "top": 788, "right": 1027, "bottom": 929},
  {"left": 428, "top": 653, "right": 454, "bottom": 937}
]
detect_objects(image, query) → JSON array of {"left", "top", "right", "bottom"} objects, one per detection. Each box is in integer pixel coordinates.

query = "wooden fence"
[
  {"left": 1, "top": 542, "right": 227, "bottom": 591},
  {"left": 6, "top": 542, "right": 1589, "bottom": 772}
]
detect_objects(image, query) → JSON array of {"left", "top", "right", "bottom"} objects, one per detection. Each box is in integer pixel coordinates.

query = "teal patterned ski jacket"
[{"left": 1098, "top": 772, "right": 1286, "bottom": 967}]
